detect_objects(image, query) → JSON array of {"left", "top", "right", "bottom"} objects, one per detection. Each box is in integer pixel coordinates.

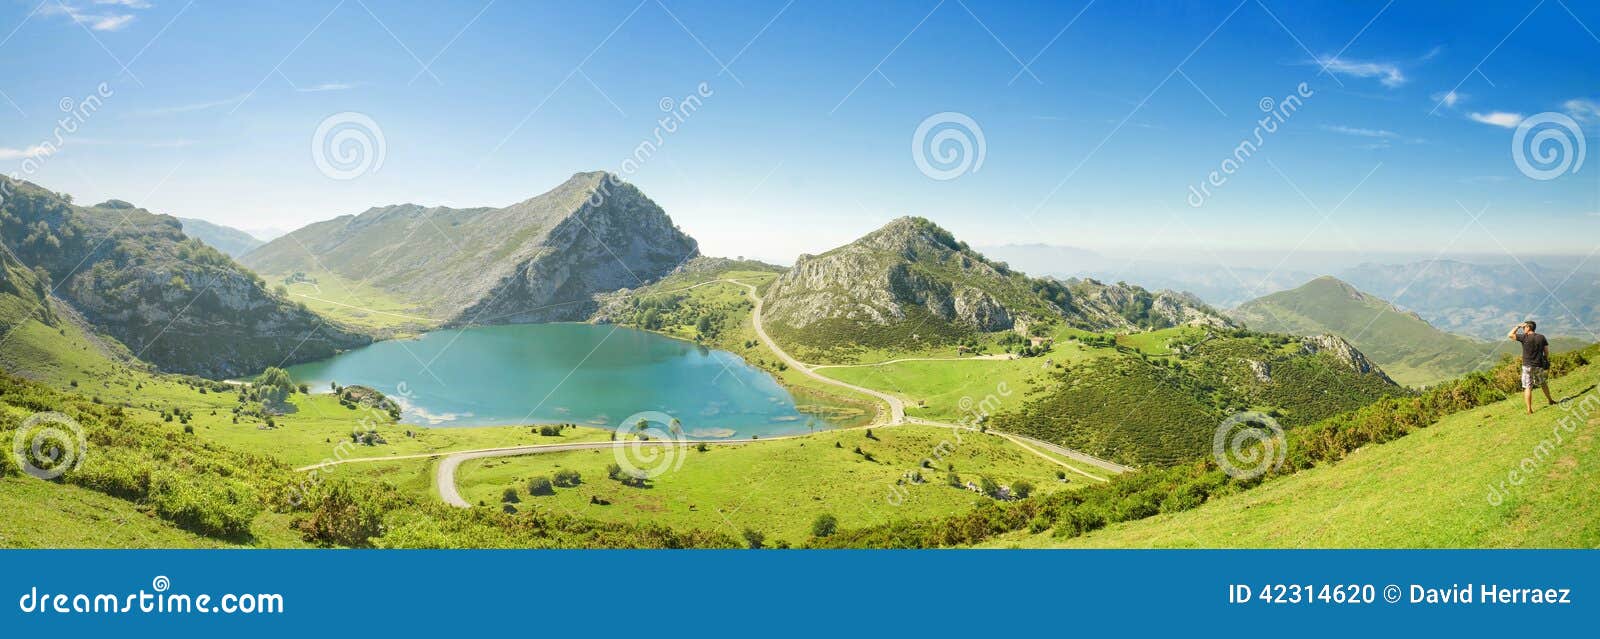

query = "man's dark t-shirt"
[{"left": 1518, "top": 331, "right": 1551, "bottom": 369}]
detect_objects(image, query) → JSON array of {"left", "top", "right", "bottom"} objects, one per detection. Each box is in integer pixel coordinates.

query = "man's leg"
[
  {"left": 1525, "top": 388, "right": 1535, "bottom": 414},
  {"left": 1542, "top": 380, "right": 1556, "bottom": 405},
  {"left": 1522, "top": 366, "right": 1535, "bottom": 414}
]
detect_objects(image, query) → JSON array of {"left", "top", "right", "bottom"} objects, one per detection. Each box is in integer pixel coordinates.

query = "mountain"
[
  {"left": 760, "top": 217, "right": 1232, "bottom": 358},
  {"left": 177, "top": 217, "right": 264, "bottom": 258},
  {"left": 1340, "top": 260, "right": 1600, "bottom": 342},
  {"left": 242, "top": 171, "right": 698, "bottom": 325},
  {"left": 1231, "top": 276, "right": 1520, "bottom": 387},
  {"left": 0, "top": 178, "right": 368, "bottom": 378}
]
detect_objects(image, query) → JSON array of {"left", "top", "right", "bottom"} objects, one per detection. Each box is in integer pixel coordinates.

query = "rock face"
[
  {"left": 761, "top": 217, "right": 1037, "bottom": 334},
  {"left": 1300, "top": 333, "right": 1395, "bottom": 384},
  {"left": 760, "top": 217, "right": 1234, "bottom": 350},
  {"left": 0, "top": 177, "right": 369, "bottom": 378},
  {"left": 243, "top": 171, "right": 698, "bottom": 325}
]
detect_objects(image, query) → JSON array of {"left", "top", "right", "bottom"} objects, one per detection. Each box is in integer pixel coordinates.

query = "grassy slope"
[
  {"left": 817, "top": 336, "right": 1101, "bottom": 423},
  {"left": 0, "top": 477, "right": 240, "bottom": 548},
  {"left": 268, "top": 267, "right": 440, "bottom": 335},
  {"left": 455, "top": 424, "right": 1096, "bottom": 543},
  {"left": 1233, "top": 276, "right": 1515, "bottom": 387},
  {"left": 993, "top": 361, "right": 1600, "bottom": 548}
]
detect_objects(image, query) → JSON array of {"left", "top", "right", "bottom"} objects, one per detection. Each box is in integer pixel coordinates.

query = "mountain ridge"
[{"left": 242, "top": 171, "right": 699, "bottom": 326}]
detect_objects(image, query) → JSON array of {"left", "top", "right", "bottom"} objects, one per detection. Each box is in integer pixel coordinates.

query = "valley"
[{"left": 1, "top": 171, "right": 1593, "bottom": 550}]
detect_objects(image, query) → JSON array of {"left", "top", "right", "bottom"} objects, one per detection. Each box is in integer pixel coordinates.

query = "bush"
[
  {"left": 811, "top": 514, "right": 838, "bottom": 538},
  {"left": 741, "top": 528, "right": 765, "bottom": 549},
  {"left": 552, "top": 469, "right": 581, "bottom": 487},
  {"left": 502, "top": 487, "right": 521, "bottom": 503},
  {"left": 527, "top": 477, "right": 555, "bottom": 496},
  {"left": 292, "top": 482, "right": 386, "bottom": 547},
  {"left": 1012, "top": 480, "right": 1034, "bottom": 499}
]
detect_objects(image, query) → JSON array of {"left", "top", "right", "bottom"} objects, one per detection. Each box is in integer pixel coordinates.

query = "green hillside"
[
  {"left": 984, "top": 328, "right": 1403, "bottom": 466},
  {"left": 1233, "top": 276, "right": 1517, "bottom": 387},
  {"left": 1016, "top": 354, "right": 1600, "bottom": 548},
  {"left": 0, "top": 178, "right": 369, "bottom": 378},
  {"left": 808, "top": 345, "right": 1594, "bottom": 549}
]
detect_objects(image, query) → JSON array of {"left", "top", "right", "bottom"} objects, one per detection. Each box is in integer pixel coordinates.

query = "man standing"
[{"left": 1508, "top": 320, "right": 1554, "bottom": 414}]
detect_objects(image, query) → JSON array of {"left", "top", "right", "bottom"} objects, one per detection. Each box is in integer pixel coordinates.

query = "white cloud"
[
  {"left": 1468, "top": 111, "right": 1524, "bottom": 128},
  {"left": 296, "top": 82, "right": 358, "bottom": 93},
  {"left": 0, "top": 145, "right": 54, "bottom": 160},
  {"left": 1314, "top": 55, "right": 1406, "bottom": 87},
  {"left": 126, "top": 94, "right": 249, "bottom": 117},
  {"left": 40, "top": 1, "right": 145, "bottom": 31},
  {"left": 1321, "top": 124, "right": 1399, "bottom": 138},
  {"left": 1432, "top": 90, "right": 1465, "bottom": 108},
  {"left": 1563, "top": 98, "right": 1600, "bottom": 122}
]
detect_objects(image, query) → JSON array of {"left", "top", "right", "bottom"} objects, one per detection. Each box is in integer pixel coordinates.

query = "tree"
[
  {"left": 811, "top": 513, "right": 838, "bottom": 538},
  {"left": 552, "top": 469, "right": 581, "bottom": 487},
  {"left": 527, "top": 476, "right": 555, "bottom": 496},
  {"left": 741, "top": 528, "right": 765, "bottom": 549},
  {"left": 501, "top": 487, "right": 521, "bottom": 503},
  {"left": 254, "top": 367, "right": 295, "bottom": 406}
]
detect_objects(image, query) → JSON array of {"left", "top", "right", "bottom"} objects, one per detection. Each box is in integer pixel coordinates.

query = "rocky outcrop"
[
  {"left": 1300, "top": 333, "right": 1394, "bottom": 383},
  {"left": 761, "top": 217, "right": 1036, "bottom": 333}
]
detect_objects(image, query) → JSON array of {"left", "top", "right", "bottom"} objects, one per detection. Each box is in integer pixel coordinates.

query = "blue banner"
[{"left": 3, "top": 550, "right": 1592, "bottom": 636}]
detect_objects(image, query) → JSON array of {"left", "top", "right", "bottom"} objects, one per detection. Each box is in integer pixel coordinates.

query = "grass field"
[
  {"left": 0, "top": 477, "right": 244, "bottom": 548},
  {"left": 454, "top": 424, "right": 1093, "bottom": 542},
  {"left": 268, "top": 267, "right": 439, "bottom": 334},
  {"left": 985, "top": 363, "right": 1600, "bottom": 548}
]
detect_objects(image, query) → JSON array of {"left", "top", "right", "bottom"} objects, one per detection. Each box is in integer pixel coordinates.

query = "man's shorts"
[{"left": 1521, "top": 365, "right": 1548, "bottom": 390}]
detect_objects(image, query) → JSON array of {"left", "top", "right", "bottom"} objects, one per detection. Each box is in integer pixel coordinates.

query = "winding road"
[{"left": 295, "top": 277, "right": 1130, "bottom": 506}]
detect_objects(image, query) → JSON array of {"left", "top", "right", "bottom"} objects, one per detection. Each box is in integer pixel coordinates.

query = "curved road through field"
[
  {"left": 299, "top": 278, "right": 1128, "bottom": 506},
  {"left": 727, "top": 280, "right": 907, "bottom": 424}
]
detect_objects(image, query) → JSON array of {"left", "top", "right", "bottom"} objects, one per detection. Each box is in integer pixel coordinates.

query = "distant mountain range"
[
  {"left": 1340, "top": 260, "right": 1600, "bottom": 342},
  {"left": 1232, "top": 276, "right": 1505, "bottom": 386},
  {"left": 243, "top": 171, "right": 698, "bottom": 325},
  {"left": 0, "top": 177, "right": 367, "bottom": 377},
  {"left": 177, "top": 217, "right": 264, "bottom": 258}
]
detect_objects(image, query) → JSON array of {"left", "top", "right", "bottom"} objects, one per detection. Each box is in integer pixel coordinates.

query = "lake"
[{"left": 283, "top": 323, "right": 822, "bottom": 439}]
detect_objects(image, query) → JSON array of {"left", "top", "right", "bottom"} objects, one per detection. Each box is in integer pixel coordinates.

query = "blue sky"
[{"left": 1, "top": 0, "right": 1597, "bottom": 264}]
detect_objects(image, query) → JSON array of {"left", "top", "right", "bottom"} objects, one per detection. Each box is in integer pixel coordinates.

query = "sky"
[{"left": 1, "top": 0, "right": 1598, "bottom": 266}]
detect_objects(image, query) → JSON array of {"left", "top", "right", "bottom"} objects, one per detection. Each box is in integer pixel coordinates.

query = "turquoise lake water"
[{"left": 283, "top": 323, "right": 819, "bottom": 439}]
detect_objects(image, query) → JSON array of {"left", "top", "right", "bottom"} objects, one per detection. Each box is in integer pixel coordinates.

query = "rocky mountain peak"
[{"left": 1300, "top": 333, "right": 1395, "bottom": 383}]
